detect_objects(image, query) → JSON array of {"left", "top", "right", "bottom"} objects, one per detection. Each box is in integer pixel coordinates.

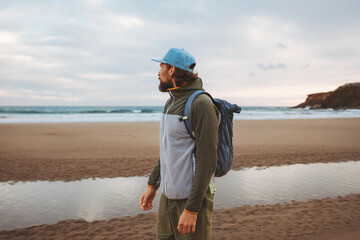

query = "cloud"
[
  {"left": 0, "top": 90, "right": 22, "bottom": 98},
  {"left": 79, "top": 73, "right": 123, "bottom": 80},
  {"left": 276, "top": 42, "right": 287, "bottom": 48},
  {"left": 85, "top": 0, "right": 108, "bottom": 6},
  {"left": 0, "top": 89, "right": 79, "bottom": 101},
  {"left": 0, "top": 31, "right": 19, "bottom": 44},
  {"left": 0, "top": 54, "right": 60, "bottom": 69},
  {"left": 257, "top": 62, "right": 286, "bottom": 70},
  {"left": 0, "top": 1, "right": 360, "bottom": 106},
  {"left": 108, "top": 15, "right": 144, "bottom": 29}
]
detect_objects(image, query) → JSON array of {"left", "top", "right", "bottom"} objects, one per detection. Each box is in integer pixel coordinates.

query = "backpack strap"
[{"left": 182, "top": 90, "right": 214, "bottom": 139}]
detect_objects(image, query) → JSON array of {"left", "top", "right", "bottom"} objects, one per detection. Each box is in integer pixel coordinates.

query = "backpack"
[{"left": 182, "top": 90, "right": 241, "bottom": 177}]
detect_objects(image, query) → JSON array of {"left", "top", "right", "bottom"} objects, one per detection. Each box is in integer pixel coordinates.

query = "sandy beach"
[
  {"left": 1, "top": 118, "right": 359, "bottom": 182},
  {"left": 1, "top": 118, "right": 360, "bottom": 239},
  {"left": 1, "top": 194, "right": 359, "bottom": 240}
]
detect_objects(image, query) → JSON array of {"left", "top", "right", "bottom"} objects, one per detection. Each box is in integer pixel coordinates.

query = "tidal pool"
[{"left": 1, "top": 161, "right": 359, "bottom": 230}]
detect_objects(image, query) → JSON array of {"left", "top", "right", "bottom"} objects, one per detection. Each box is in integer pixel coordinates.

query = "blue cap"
[{"left": 151, "top": 48, "right": 196, "bottom": 73}]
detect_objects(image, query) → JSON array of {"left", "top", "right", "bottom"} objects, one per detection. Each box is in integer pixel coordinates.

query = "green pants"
[{"left": 156, "top": 188, "right": 214, "bottom": 240}]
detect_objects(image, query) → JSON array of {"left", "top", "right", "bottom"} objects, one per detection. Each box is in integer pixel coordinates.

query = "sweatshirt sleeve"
[
  {"left": 184, "top": 94, "right": 218, "bottom": 213},
  {"left": 147, "top": 157, "right": 161, "bottom": 189}
]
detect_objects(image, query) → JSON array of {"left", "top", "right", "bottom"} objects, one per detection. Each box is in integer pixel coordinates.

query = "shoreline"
[
  {"left": 1, "top": 159, "right": 359, "bottom": 185},
  {"left": 1, "top": 116, "right": 360, "bottom": 124}
]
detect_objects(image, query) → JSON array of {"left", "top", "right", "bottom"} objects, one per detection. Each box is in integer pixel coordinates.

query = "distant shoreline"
[
  {"left": 1, "top": 105, "right": 360, "bottom": 123},
  {"left": 1, "top": 116, "right": 360, "bottom": 125}
]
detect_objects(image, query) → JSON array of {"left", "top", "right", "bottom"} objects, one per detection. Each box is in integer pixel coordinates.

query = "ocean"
[{"left": 0, "top": 106, "right": 360, "bottom": 123}]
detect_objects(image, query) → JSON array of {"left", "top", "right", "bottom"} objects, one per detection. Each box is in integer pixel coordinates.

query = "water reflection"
[
  {"left": 215, "top": 161, "right": 360, "bottom": 207},
  {"left": 0, "top": 161, "right": 359, "bottom": 230}
]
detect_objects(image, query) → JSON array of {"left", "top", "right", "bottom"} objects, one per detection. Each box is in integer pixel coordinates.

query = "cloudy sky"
[{"left": 0, "top": 0, "right": 359, "bottom": 106}]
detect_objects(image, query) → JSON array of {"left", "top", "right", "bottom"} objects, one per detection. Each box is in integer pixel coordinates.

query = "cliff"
[{"left": 294, "top": 82, "right": 360, "bottom": 109}]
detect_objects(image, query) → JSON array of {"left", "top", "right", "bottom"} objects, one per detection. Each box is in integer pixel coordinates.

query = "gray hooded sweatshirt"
[{"left": 148, "top": 78, "right": 219, "bottom": 213}]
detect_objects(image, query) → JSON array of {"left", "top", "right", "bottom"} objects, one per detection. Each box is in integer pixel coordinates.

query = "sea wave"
[
  {"left": 79, "top": 110, "right": 107, "bottom": 114},
  {"left": 140, "top": 108, "right": 159, "bottom": 113},
  {"left": 110, "top": 109, "right": 133, "bottom": 113},
  {"left": 0, "top": 110, "right": 43, "bottom": 114},
  {"left": 0, "top": 106, "right": 163, "bottom": 114},
  {"left": 1, "top": 106, "right": 359, "bottom": 123}
]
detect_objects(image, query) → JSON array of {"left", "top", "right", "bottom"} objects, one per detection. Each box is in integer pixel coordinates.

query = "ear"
[{"left": 169, "top": 65, "right": 176, "bottom": 76}]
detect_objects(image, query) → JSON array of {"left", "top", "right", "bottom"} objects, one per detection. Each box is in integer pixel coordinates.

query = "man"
[{"left": 140, "top": 48, "right": 219, "bottom": 239}]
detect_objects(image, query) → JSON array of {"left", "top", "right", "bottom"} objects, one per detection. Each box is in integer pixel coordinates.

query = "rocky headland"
[{"left": 294, "top": 82, "right": 360, "bottom": 109}]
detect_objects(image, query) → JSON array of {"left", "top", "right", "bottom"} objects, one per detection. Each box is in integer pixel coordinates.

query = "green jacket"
[{"left": 148, "top": 78, "right": 219, "bottom": 213}]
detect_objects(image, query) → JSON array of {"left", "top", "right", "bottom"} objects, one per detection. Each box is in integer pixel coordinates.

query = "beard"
[{"left": 158, "top": 79, "right": 175, "bottom": 92}]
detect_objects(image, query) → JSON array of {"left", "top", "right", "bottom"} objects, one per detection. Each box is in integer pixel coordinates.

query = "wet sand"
[
  {"left": 1, "top": 194, "right": 359, "bottom": 240},
  {"left": 1, "top": 118, "right": 360, "bottom": 239}
]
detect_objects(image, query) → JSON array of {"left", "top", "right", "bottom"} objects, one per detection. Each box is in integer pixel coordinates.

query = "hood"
[{"left": 168, "top": 78, "right": 204, "bottom": 98}]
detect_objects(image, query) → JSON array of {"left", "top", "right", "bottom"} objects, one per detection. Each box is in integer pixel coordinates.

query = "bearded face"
[
  {"left": 158, "top": 63, "right": 175, "bottom": 92},
  {"left": 158, "top": 80, "right": 175, "bottom": 92}
]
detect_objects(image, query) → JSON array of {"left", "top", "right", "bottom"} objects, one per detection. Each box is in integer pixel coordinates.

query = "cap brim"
[{"left": 151, "top": 58, "right": 166, "bottom": 64}]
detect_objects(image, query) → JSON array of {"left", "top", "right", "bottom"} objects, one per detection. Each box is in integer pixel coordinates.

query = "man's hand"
[
  {"left": 177, "top": 210, "right": 197, "bottom": 235},
  {"left": 139, "top": 186, "right": 157, "bottom": 211}
]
